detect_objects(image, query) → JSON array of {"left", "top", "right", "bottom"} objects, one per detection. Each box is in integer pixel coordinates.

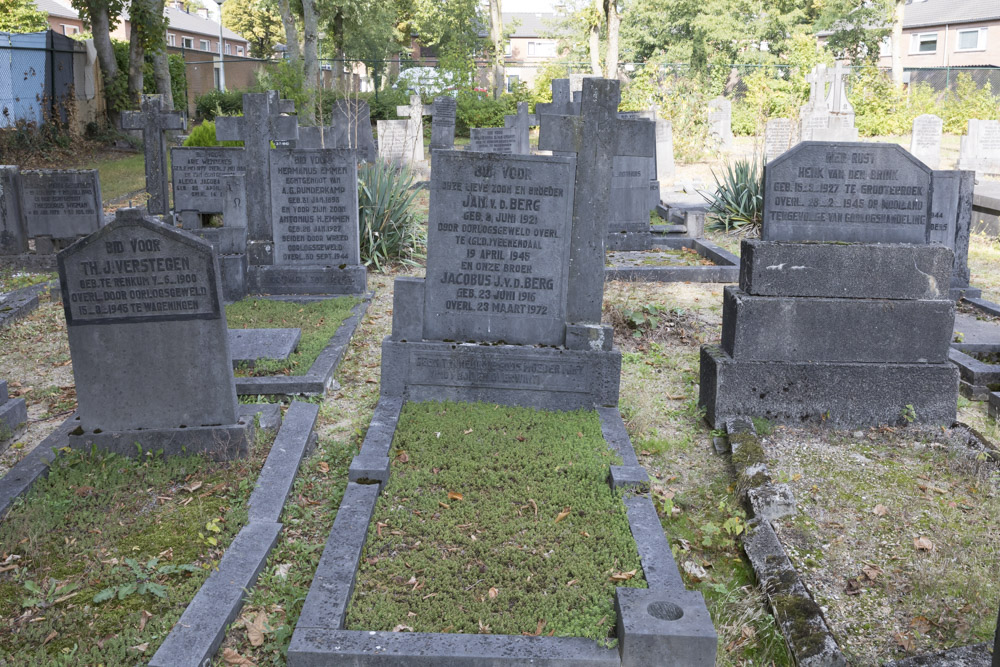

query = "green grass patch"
[
  {"left": 346, "top": 401, "right": 645, "bottom": 642},
  {"left": 93, "top": 152, "right": 147, "bottom": 204},
  {"left": 0, "top": 425, "right": 275, "bottom": 662},
  {"left": 225, "top": 296, "right": 359, "bottom": 376},
  {"left": 0, "top": 269, "right": 55, "bottom": 294}
]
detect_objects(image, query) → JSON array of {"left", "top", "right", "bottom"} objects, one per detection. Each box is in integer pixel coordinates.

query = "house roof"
[
  {"left": 164, "top": 7, "right": 246, "bottom": 43},
  {"left": 903, "top": 0, "right": 1000, "bottom": 28},
  {"left": 35, "top": 0, "right": 79, "bottom": 20},
  {"left": 502, "top": 12, "right": 563, "bottom": 38}
]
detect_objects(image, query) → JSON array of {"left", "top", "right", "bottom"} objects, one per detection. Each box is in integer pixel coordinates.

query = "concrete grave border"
[
  {"left": 0, "top": 280, "right": 55, "bottom": 329},
  {"left": 605, "top": 238, "right": 740, "bottom": 283},
  {"left": 234, "top": 293, "right": 372, "bottom": 396},
  {"left": 287, "top": 399, "right": 717, "bottom": 666},
  {"left": 949, "top": 298, "right": 1000, "bottom": 400}
]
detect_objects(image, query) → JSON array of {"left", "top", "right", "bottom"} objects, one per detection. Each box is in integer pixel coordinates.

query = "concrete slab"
[
  {"left": 605, "top": 238, "right": 739, "bottom": 283},
  {"left": 230, "top": 327, "right": 301, "bottom": 369}
]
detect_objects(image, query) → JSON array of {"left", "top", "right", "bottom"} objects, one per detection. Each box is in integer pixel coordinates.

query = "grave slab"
[
  {"left": 721, "top": 286, "right": 955, "bottom": 363},
  {"left": 0, "top": 165, "right": 26, "bottom": 254},
  {"left": 229, "top": 327, "right": 301, "bottom": 369},
  {"left": 739, "top": 240, "right": 953, "bottom": 300},
  {"left": 700, "top": 345, "right": 959, "bottom": 428},
  {"left": 20, "top": 169, "right": 103, "bottom": 240},
  {"left": 604, "top": 238, "right": 740, "bottom": 283},
  {"left": 0, "top": 380, "right": 27, "bottom": 450}
]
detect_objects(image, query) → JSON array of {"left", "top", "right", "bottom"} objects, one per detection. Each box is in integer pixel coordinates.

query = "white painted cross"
[
  {"left": 396, "top": 94, "right": 433, "bottom": 164},
  {"left": 121, "top": 94, "right": 186, "bottom": 215}
]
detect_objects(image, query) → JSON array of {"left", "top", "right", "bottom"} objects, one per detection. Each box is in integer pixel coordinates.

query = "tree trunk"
[
  {"left": 127, "top": 11, "right": 144, "bottom": 108},
  {"left": 333, "top": 10, "right": 345, "bottom": 93},
  {"left": 300, "top": 0, "right": 319, "bottom": 124},
  {"left": 152, "top": 52, "right": 173, "bottom": 109},
  {"left": 278, "top": 0, "right": 299, "bottom": 62},
  {"left": 589, "top": 23, "right": 601, "bottom": 76},
  {"left": 891, "top": 0, "right": 904, "bottom": 86},
  {"left": 88, "top": 5, "right": 119, "bottom": 124},
  {"left": 604, "top": 0, "right": 619, "bottom": 80},
  {"left": 489, "top": 0, "right": 503, "bottom": 98}
]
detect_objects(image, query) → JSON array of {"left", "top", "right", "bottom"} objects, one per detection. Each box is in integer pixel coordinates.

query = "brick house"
[
  {"left": 879, "top": 0, "right": 1000, "bottom": 68},
  {"left": 36, "top": 0, "right": 86, "bottom": 36}
]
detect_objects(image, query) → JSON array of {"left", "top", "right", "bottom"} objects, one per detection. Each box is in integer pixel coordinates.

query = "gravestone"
[
  {"left": 763, "top": 141, "right": 931, "bottom": 244},
  {"left": 910, "top": 114, "right": 942, "bottom": 169},
  {"left": 170, "top": 147, "right": 247, "bottom": 225},
  {"left": 929, "top": 169, "right": 979, "bottom": 300},
  {"left": 376, "top": 120, "right": 410, "bottom": 165},
  {"left": 764, "top": 118, "right": 795, "bottom": 162},
  {"left": 503, "top": 102, "right": 537, "bottom": 155},
  {"left": 569, "top": 73, "right": 599, "bottom": 103},
  {"left": 120, "top": 94, "right": 186, "bottom": 215},
  {"left": 250, "top": 148, "right": 366, "bottom": 295},
  {"left": 396, "top": 94, "right": 431, "bottom": 165},
  {"left": 799, "top": 65, "right": 858, "bottom": 142},
  {"left": 0, "top": 166, "right": 26, "bottom": 255},
  {"left": 216, "top": 91, "right": 299, "bottom": 264},
  {"left": 0, "top": 379, "right": 27, "bottom": 449},
  {"left": 609, "top": 111, "right": 660, "bottom": 250},
  {"left": 655, "top": 118, "right": 675, "bottom": 183},
  {"left": 429, "top": 96, "right": 457, "bottom": 152},
  {"left": 330, "top": 99, "right": 377, "bottom": 163},
  {"left": 702, "top": 141, "right": 958, "bottom": 428},
  {"left": 707, "top": 97, "right": 733, "bottom": 151},
  {"left": 468, "top": 127, "right": 519, "bottom": 154},
  {"left": 957, "top": 119, "right": 1000, "bottom": 176},
  {"left": 536, "top": 79, "right": 580, "bottom": 119},
  {"left": 58, "top": 208, "right": 256, "bottom": 458},
  {"left": 20, "top": 169, "right": 103, "bottom": 250}
]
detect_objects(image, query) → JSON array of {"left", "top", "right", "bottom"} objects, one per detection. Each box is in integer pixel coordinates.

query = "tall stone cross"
[
  {"left": 825, "top": 62, "right": 853, "bottom": 115},
  {"left": 504, "top": 101, "right": 537, "bottom": 155},
  {"left": 804, "top": 65, "right": 828, "bottom": 109},
  {"left": 121, "top": 94, "right": 186, "bottom": 216},
  {"left": 396, "top": 94, "right": 432, "bottom": 163},
  {"left": 538, "top": 77, "right": 655, "bottom": 324},
  {"left": 535, "top": 79, "right": 580, "bottom": 118},
  {"left": 215, "top": 91, "right": 298, "bottom": 261}
]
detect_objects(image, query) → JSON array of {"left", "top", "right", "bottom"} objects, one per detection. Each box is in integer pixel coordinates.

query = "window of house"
[
  {"left": 182, "top": 37, "right": 194, "bottom": 49},
  {"left": 167, "top": 33, "right": 175, "bottom": 46},
  {"left": 504, "top": 42, "right": 512, "bottom": 57},
  {"left": 910, "top": 32, "right": 937, "bottom": 53},
  {"left": 527, "top": 41, "right": 555, "bottom": 57},
  {"left": 225, "top": 43, "right": 231, "bottom": 55},
  {"left": 506, "top": 74, "right": 519, "bottom": 93},
  {"left": 61, "top": 24, "right": 79, "bottom": 35},
  {"left": 237, "top": 46, "right": 244, "bottom": 56},
  {"left": 956, "top": 28, "right": 987, "bottom": 51},
  {"left": 200, "top": 39, "right": 210, "bottom": 51}
]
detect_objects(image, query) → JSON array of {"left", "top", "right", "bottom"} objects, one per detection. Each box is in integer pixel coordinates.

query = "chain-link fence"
[{"left": 0, "top": 30, "right": 88, "bottom": 128}]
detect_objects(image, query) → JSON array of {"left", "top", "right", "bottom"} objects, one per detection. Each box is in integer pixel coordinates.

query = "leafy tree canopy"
[{"left": 0, "top": 0, "right": 49, "bottom": 33}]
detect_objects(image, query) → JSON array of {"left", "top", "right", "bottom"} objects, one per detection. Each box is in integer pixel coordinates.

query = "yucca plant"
[
  {"left": 702, "top": 154, "right": 764, "bottom": 236},
  {"left": 357, "top": 160, "right": 425, "bottom": 271}
]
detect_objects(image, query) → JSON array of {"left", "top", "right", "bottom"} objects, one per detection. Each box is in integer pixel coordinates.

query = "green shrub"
[
  {"left": 455, "top": 91, "right": 518, "bottom": 136},
  {"left": 106, "top": 40, "right": 188, "bottom": 114},
  {"left": 194, "top": 89, "right": 244, "bottom": 120},
  {"left": 251, "top": 60, "right": 310, "bottom": 114},
  {"left": 182, "top": 121, "right": 242, "bottom": 147},
  {"left": 357, "top": 160, "right": 424, "bottom": 271},
  {"left": 367, "top": 88, "right": 410, "bottom": 122},
  {"left": 942, "top": 74, "right": 1000, "bottom": 133},
  {"left": 703, "top": 154, "right": 764, "bottom": 235}
]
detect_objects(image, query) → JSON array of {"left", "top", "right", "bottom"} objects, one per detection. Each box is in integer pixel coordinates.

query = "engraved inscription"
[
  {"left": 410, "top": 351, "right": 586, "bottom": 390},
  {"left": 171, "top": 148, "right": 246, "bottom": 212}
]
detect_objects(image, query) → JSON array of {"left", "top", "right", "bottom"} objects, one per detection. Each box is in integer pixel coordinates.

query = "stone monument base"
[
  {"left": 67, "top": 403, "right": 280, "bottom": 461},
  {"left": 0, "top": 381, "right": 27, "bottom": 450},
  {"left": 699, "top": 345, "right": 958, "bottom": 428},
  {"left": 247, "top": 265, "right": 367, "bottom": 296},
  {"left": 607, "top": 230, "right": 654, "bottom": 251}
]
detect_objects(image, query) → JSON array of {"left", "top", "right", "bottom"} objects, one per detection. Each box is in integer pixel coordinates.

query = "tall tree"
[
  {"left": 223, "top": 0, "right": 284, "bottom": 58},
  {"left": 0, "top": 0, "right": 49, "bottom": 33},
  {"left": 603, "top": 0, "right": 619, "bottom": 79},
  {"left": 890, "top": 0, "right": 903, "bottom": 85},
  {"left": 300, "top": 0, "right": 319, "bottom": 122},
  {"left": 71, "top": 0, "right": 128, "bottom": 120},
  {"left": 587, "top": 1, "right": 602, "bottom": 75},
  {"left": 488, "top": 0, "right": 503, "bottom": 97},
  {"left": 818, "top": 0, "right": 890, "bottom": 66},
  {"left": 127, "top": 0, "right": 167, "bottom": 107},
  {"left": 277, "top": 0, "right": 299, "bottom": 61}
]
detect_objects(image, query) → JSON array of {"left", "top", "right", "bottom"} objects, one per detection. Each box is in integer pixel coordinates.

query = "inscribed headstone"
[
  {"left": 269, "top": 149, "right": 359, "bottom": 266},
  {"left": 20, "top": 170, "right": 103, "bottom": 239},
  {"left": 377, "top": 120, "right": 410, "bottom": 164},
  {"left": 0, "top": 166, "right": 26, "bottom": 254},
  {"left": 423, "top": 151, "right": 576, "bottom": 345},
  {"left": 707, "top": 97, "right": 733, "bottom": 150},
  {"left": 503, "top": 102, "right": 537, "bottom": 155},
  {"left": 763, "top": 142, "right": 931, "bottom": 243},
  {"left": 396, "top": 94, "right": 431, "bottom": 164},
  {"left": 910, "top": 114, "right": 942, "bottom": 169},
  {"left": 764, "top": 118, "right": 795, "bottom": 162},
  {"left": 655, "top": 119, "right": 675, "bottom": 183},
  {"left": 429, "top": 96, "right": 457, "bottom": 151},
  {"left": 331, "top": 99, "right": 377, "bottom": 163},
  {"left": 468, "top": 127, "right": 518, "bottom": 154},
  {"left": 57, "top": 209, "right": 236, "bottom": 432},
  {"left": 957, "top": 119, "right": 1000, "bottom": 175},
  {"left": 171, "top": 147, "right": 246, "bottom": 213}
]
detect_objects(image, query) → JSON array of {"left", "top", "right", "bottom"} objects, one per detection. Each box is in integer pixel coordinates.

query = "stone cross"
[
  {"left": 825, "top": 62, "right": 853, "bottom": 115},
  {"left": 121, "top": 94, "right": 186, "bottom": 216},
  {"left": 504, "top": 102, "right": 537, "bottom": 155},
  {"left": 804, "top": 65, "right": 824, "bottom": 107},
  {"left": 538, "top": 77, "right": 656, "bottom": 324},
  {"left": 216, "top": 92, "right": 298, "bottom": 261},
  {"left": 535, "top": 79, "right": 580, "bottom": 118},
  {"left": 396, "top": 94, "right": 432, "bottom": 163}
]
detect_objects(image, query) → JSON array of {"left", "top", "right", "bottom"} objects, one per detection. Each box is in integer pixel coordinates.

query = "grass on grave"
[
  {"left": 968, "top": 232, "right": 1000, "bottom": 304},
  {"left": 226, "top": 296, "right": 360, "bottom": 376},
  {"left": 0, "top": 268, "right": 55, "bottom": 294},
  {"left": 0, "top": 425, "right": 275, "bottom": 664},
  {"left": 606, "top": 247, "right": 716, "bottom": 268},
  {"left": 345, "top": 401, "right": 645, "bottom": 643},
  {"left": 93, "top": 152, "right": 148, "bottom": 205}
]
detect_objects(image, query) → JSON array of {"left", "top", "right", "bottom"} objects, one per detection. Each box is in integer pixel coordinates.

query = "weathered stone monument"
[
  {"left": 330, "top": 99, "right": 377, "bottom": 163},
  {"left": 799, "top": 64, "right": 858, "bottom": 142},
  {"left": 0, "top": 166, "right": 25, "bottom": 255},
  {"left": 376, "top": 119, "right": 410, "bottom": 165},
  {"left": 58, "top": 208, "right": 257, "bottom": 458},
  {"left": 701, "top": 141, "right": 959, "bottom": 427},
  {"left": 609, "top": 111, "right": 660, "bottom": 250},
  {"left": 468, "top": 126, "right": 518, "bottom": 153},
  {"left": 958, "top": 119, "right": 1000, "bottom": 176},
  {"left": 0, "top": 379, "right": 27, "bottom": 449},
  {"left": 170, "top": 147, "right": 247, "bottom": 228},
  {"left": 428, "top": 95, "right": 457, "bottom": 152},
  {"left": 707, "top": 96, "right": 733, "bottom": 150},
  {"left": 910, "top": 114, "right": 943, "bottom": 169},
  {"left": 121, "top": 94, "right": 186, "bottom": 215},
  {"left": 655, "top": 118, "right": 675, "bottom": 184},
  {"left": 20, "top": 169, "right": 104, "bottom": 252},
  {"left": 928, "top": 169, "right": 979, "bottom": 300},
  {"left": 503, "top": 101, "right": 537, "bottom": 155},
  {"left": 288, "top": 79, "right": 717, "bottom": 665},
  {"left": 395, "top": 94, "right": 431, "bottom": 165},
  {"left": 764, "top": 118, "right": 796, "bottom": 162}
]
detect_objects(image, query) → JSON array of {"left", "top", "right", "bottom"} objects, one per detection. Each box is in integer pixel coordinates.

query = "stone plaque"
[
  {"left": 707, "top": 97, "right": 732, "bottom": 150},
  {"left": 270, "top": 149, "right": 359, "bottom": 266},
  {"left": 377, "top": 120, "right": 410, "bottom": 163},
  {"left": 423, "top": 151, "right": 576, "bottom": 345},
  {"left": 20, "top": 170, "right": 102, "bottom": 238},
  {"left": 430, "top": 96, "right": 457, "bottom": 151},
  {"left": 58, "top": 209, "right": 236, "bottom": 432},
  {"left": 957, "top": 119, "right": 1000, "bottom": 174},
  {"left": 763, "top": 142, "right": 932, "bottom": 243},
  {"left": 655, "top": 119, "right": 675, "bottom": 182},
  {"left": 469, "top": 127, "right": 518, "bottom": 154},
  {"left": 765, "top": 118, "right": 795, "bottom": 162},
  {"left": 910, "top": 114, "right": 942, "bottom": 169},
  {"left": 409, "top": 348, "right": 588, "bottom": 391},
  {"left": 171, "top": 147, "right": 246, "bottom": 213}
]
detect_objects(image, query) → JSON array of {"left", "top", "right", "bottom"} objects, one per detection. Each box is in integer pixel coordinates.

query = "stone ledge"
[
  {"left": 348, "top": 396, "right": 403, "bottom": 485},
  {"left": 247, "top": 401, "right": 319, "bottom": 523},
  {"left": 605, "top": 239, "right": 739, "bottom": 284},
  {"left": 0, "top": 280, "right": 54, "bottom": 330}
]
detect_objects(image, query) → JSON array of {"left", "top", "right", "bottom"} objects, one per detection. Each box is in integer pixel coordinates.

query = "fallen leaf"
[
  {"left": 447, "top": 491, "right": 463, "bottom": 501},
  {"left": 566, "top": 579, "right": 579, "bottom": 587},
  {"left": 488, "top": 587, "right": 498, "bottom": 599},
  {"left": 439, "top": 502, "right": 450, "bottom": 509},
  {"left": 516, "top": 435, "right": 526, "bottom": 442},
  {"left": 317, "top": 461, "right": 329, "bottom": 474},
  {"left": 914, "top": 536, "right": 934, "bottom": 551},
  {"left": 138, "top": 609, "right": 153, "bottom": 632},
  {"left": 681, "top": 561, "right": 707, "bottom": 581},
  {"left": 910, "top": 616, "right": 932, "bottom": 634},
  {"left": 247, "top": 611, "right": 269, "bottom": 646},
  {"left": 609, "top": 569, "right": 638, "bottom": 582},
  {"left": 894, "top": 631, "right": 916, "bottom": 652},
  {"left": 873, "top": 504, "right": 888, "bottom": 517},
  {"left": 392, "top": 624, "right": 414, "bottom": 632},
  {"left": 274, "top": 563, "right": 291, "bottom": 579},
  {"left": 555, "top": 508, "right": 571, "bottom": 523},
  {"left": 396, "top": 451, "right": 410, "bottom": 463},
  {"left": 862, "top": 564, "right": 882, "bottom": 581},
  {"left": 222, "top": 648, "right": 256, "bottom": 665},
  {"left": 43, "top": 631, "right": 58, "bottom": 645},
  {"left": 463, "top": 428, "right": 473, "bottom": 435},
  {"left": 182, "top": 481, "right": 202, "bottom": 493},
  {"left": 844, "top": 577, "right": 864, "bottom": 595}
]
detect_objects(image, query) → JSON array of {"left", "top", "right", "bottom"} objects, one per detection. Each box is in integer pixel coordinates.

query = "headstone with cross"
[
  {"left": 330, "top": 99, "right": 377, "bottom": 163},
  {"left": 121, "top": 94, "right": 186, "bottom": 216},
  {"left": 396, "top": 94, "right": 432, "bottom": 164},
  {"left": 538, "top": 77, "right": 656, "bottom": 326},
  {"left": 536, "top": 79, "right": 581, "bottom": 157},
  {"left": 215, "top": 91, "right": 298, "bottom": 264},
  {"left": 503, "top": 101, "right": 537, "bottom": 155}
]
